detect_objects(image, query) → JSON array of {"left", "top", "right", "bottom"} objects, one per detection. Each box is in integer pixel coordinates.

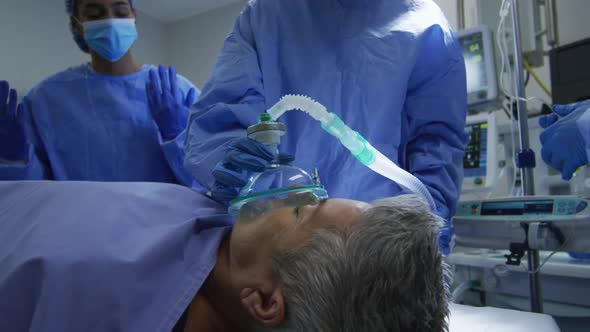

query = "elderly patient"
[{"left": 0, "top": 181, "right": 448, "bottom": 332}]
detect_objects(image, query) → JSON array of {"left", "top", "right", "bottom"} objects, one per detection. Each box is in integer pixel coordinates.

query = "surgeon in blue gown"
[
  {"left": 0, "top": 0, "right": 198, "bottom": 186},
  {"left": 184, "top": 0, "right": 468, "bottom": 253}
]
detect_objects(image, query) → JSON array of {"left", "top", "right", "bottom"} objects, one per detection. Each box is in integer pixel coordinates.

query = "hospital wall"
[
  {"left": 434, "top": 0, "right": 459, "bottom": 32},
  {"left": 0, "top": 0, "right": 169, "bottom": 96}
]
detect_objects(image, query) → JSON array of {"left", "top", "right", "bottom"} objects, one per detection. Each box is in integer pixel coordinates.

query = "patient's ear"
[{"left": 240, "top": 287, "right": 285, "bottom": 327}]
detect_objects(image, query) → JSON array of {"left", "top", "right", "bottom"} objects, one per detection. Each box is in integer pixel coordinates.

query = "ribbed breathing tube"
[{"left": 267, "top": 95, "right": 437, "bottom": 211}]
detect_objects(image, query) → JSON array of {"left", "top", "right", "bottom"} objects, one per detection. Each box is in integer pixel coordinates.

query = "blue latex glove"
[
  {"left": 538, "top": 101, "right": 590, "bottom": 128},
  {"left": 147, "top": 65, "right": 197, "bottom": 140},
  {"left": 0, "top": 81, "right": 28, "bottom": 161},
  {"left": 438, "top": 223, "right": 453, "bottom": 256},
  {"left": 542, "top": 102, "right": 590, "bottom": 259},
  {"left": 539, "top": 101, "right": 590, "bottom": 180},
  {"left": 434, "top": 206, "right": 453, "bottom": 255},
  {"left": 211, "top": 138, "right": 294, "bottom": 203},
  {"left": 569, "top": 252, "right": 590, "bottom": 260}
]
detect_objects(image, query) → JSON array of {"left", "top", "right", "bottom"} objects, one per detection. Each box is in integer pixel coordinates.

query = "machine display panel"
[
  {"left": 481, "top": 200, "right": 554, "bottom": 216},
  {"left": 464, "top": 122, "right": 488, "bottom": 178},
  {"left": 461, "top": 31, "right": 489, "bottom": 98},
  {"left": 458, "top": 26, "right": 498, "bottom": 107}
]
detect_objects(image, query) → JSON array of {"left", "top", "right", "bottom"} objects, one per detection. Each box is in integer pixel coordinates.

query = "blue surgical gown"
[
  {"left": 579, "top": 108, "right": 590, "bottom": 160},
  {"left": 184, "top": 0, "right": 468, "bottom": 219},
  {"left": 0, "top": 181, "right": 233, "bottom": 332},
  {"left": 0, "top": 64, "right": 198, "bottom": 187}
]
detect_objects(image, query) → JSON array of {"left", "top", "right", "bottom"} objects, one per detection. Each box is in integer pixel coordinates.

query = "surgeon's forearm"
[
  {"left": 407, "top": 118, "right": 466, "bottom": 219},
  {"left": 159, "top": 130, "right": 205, "bottom": 191},
  {"left": 184, "top": 122, "right": 248, "bottom": 190},
  {"left": 412, "top": 163, "right": 460, "bottom": 220},
  {"left": 576, "top": 107, "right": 590, "bottom": 163},
  {"left": 405, "top": 48, "right": 467, "bottom": 217},
  {"left": 405, "top": 123, "right": 466, "bottom": 218}
]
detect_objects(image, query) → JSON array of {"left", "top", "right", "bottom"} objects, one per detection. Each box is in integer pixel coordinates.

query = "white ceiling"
[{"left": 135, "top": 0, "right": 244, "bottom": 23}]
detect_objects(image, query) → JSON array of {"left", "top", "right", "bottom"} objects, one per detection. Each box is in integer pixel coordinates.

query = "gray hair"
[{"left": 271, "top": 195, "right": 449, "bottom": 332}]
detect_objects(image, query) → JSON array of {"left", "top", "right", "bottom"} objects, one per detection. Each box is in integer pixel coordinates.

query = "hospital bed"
[{"left": 449, "top": 303, "right": 560, "bottom": 332}]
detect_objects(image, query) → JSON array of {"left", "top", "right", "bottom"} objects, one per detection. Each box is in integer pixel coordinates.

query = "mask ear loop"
[
  {"left": 72, "top": 15, "right": 83, "bottom": 26},
  {"left": 71, "top": 15, "right": 85, "bottom": 37}
]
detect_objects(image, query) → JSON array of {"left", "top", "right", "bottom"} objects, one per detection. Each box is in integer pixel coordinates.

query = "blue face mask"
[{"left": 82, "top": 18, "right": 138, "bottom": 62}]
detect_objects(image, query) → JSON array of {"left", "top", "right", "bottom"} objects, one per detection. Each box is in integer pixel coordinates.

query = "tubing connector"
[
  {"left": 321, "top": 114, "right": 375, "bottom": 165},
  {"left": 264, "top": 94, "right": 436, "bottom": 211}
]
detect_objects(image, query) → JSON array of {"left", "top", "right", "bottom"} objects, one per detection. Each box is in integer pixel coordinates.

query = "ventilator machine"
[{"left": 450, "top": 2, "right": 590, "bottom": 331}]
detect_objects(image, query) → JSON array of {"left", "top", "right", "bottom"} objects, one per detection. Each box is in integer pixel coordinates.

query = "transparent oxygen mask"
[{"left": 228, "top": 114, "right": 328, "bottom": 219}]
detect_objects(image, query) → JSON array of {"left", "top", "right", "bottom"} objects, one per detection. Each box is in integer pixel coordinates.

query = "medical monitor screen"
[
  {"left": 460, "top": 31, "right": 491, "bottom": 105},
  {"left": 481, "top": 201, "right": 554, "bottom": 216},
  {"left": 464, "top": 122, "right": 488, "bottom": 178}
]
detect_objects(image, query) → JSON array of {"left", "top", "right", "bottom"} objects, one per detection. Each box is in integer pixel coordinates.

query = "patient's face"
[{"left": 229, "top": 199, "right": 369, "bottom": 271}]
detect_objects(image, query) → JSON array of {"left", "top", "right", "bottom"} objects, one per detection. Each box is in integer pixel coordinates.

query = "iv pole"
[{"left": 508, "top": 0, "right": 543, "bottom": 313}]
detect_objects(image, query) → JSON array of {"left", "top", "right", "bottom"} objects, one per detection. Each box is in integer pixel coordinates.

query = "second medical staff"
[{"left": 0, "top": 0, "right": 198, "bottom": 186}]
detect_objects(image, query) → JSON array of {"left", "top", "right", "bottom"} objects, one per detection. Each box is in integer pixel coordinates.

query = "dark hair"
[{"left": 70, "top": 0, "right": 136, "bottom": 17}]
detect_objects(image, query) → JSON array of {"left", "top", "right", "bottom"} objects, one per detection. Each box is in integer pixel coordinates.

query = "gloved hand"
[
  {"left": 0, "top": 81, "right": 28, "bottom": 161},
  {"left": 539, "top": 100, "right": 590, "bottom": 128},
  {"left": 146, "top": 65, "right": 197, "bottom": 140},
  {"left": 539, "top": 101, "right": 590, "bottom": 180},
  {"left": 438, "top": 223, "right": 453, "bottom": 256},
  {"left": 211, "top": 137, "right": 294, "bottom": 203},
  {"left": 434, "top": 207, "right": 453, "bottom": 255}
]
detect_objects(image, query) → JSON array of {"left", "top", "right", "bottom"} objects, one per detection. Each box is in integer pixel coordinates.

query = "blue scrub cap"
[{"left": 66, "top": 0, "right": 136, "bottom": 53}]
